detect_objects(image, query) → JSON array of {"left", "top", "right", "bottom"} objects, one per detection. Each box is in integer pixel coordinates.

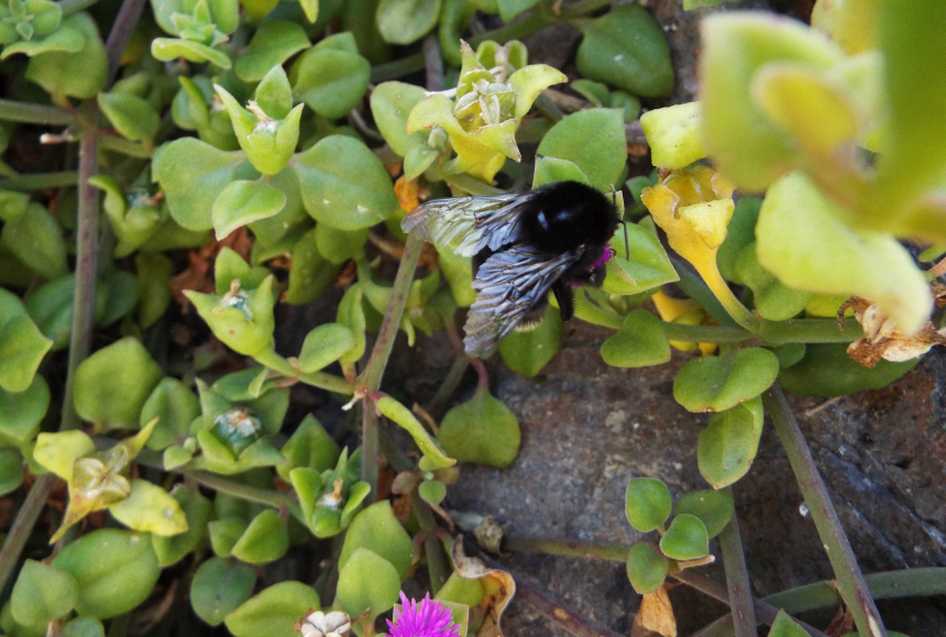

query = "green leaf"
[
  {"left": 497, "top": 0, "right": 539, "bottom": 21},
  {"left": 757, "top": 172, "right": 932, "bottom": 335},
  {"left": 604, "top": 218, "right": 679, "bottom": 296},
  {"left": 298, "top": 323, "right": 355, "bottom": 373},
  {"left": 600, "top": 309, "right": 670, "bottom": 368},
  {"left": 108, "top": 479, "right": 188, "bottom": 536},
  {"left": 376, "top": 394, "right": 457, "bottom": 470},
  {"left": 508, "top": 63, "right": 567, "bottom": 120},
  {"left": 335, "top": 548, "right": 401, "bottom": 618},
  {"left": 659, "top": 513, "right": 709, "bottom": 560},
  {"left": 234, "top": 20, "right": 309, "bottom": 82},
  {"left": 212, "top": 179, "right": 287, "bottom": 240},
  {"left": 376, "top": 0, "right": 441, "bottom": 44},
  {"left": 61, "top": 617, "right": 105, "bottom": 637},
  {"left": 291, "top": 41, "right": 370, "bottom": 119},
  {"left": 190, "top": 557, "right": 256, "bottom": 626},
  {"left": 0, "top": 290, "right": 53, "bottom": 393},
  {"left": 576, "top": 5, "right": 674, "bottom": 98},
  {"left": 224, "top": 581, "right": 320, "bottom": 637},
  {"left": 698, "top": 398, "right": 767, "bottom": 489},
  {"left": 26, "top": 13, "right": 106, "bottom": 99},
  {"left": 1, "top": 23, "right": 82, "bottom": 59},
  {"left": 32, "top": 430, "right": 95, "bottom": 480},
  {"left": 437, "top": 389, "right": 520, "bottom": 468},
  {"left": 499, "top": 305, "right": 561, "bottom": 377},
  {"left": 286, "top": 229, "right": 340, "bottom": 305},
  {"left": 0, "top": 372, "right": 48, "bottom": 448},
  {"left": 151, "top": 37, "right": 231, "bottom": 69},
  {"left": 625, "top": 542, "right": 668, "bottom": 595},
  {"left": 292, "top": 135, "right": 397, "bottom": 230},
  {"left": 370, "top": 81, "right": 428, "bottom": 157},
  {"left": 532, "top": 156, "right": 590, "bottom": 188},
  {"left": 277, "top": 414, "right": 340, "bottom": 480},
  {"left": 674, "top": 489, "right": 735, "bottom": 538},
  {"left": 208, "top": 516, "right": 247, "bottom": 557},
  {"left": 716, "top": 197, "right": 762, "bottom": 283},
  {"left": 871, "top": 0, "right": 946, "bottom": 215},
  {"left": 153, "top": 137, "right": 252, "bottom": 231},
  {"left": 699, "top": 13, "right": 843, "bottom": 189},
  {"left": 536, "top": 108, "right": 626, "bottom": 191},
  {"left": 185, "top": 276, "right": 276, "bottom": 357},
  {"left": 0, "top": 448, "right": 23, "bottom": 496},
  {"left": 231, "top": 509, "right": 290, "bottom": 564},
  {"left": 216, "top": 85, "right": 303, "bottom": 176},
  {"left": 140, "top": 377, "right": 199, "bottom": 451},
  {"left": 151, "top": 484, "right": 212, "bottom": 566},
  {"left": 11, "top": 560, "right": 78, "bottom": 627},
  {"left": 767, "top": 610, "right": 809, "bottom": 637},
  {"left": 419, "top": 479, "right": 447, "bottom": 506},
  {"left": 779, "top": 343, "right": 917, "bottom": 398},
  {"left": 339, "top": 501, "right": 413, "bottom": 577},
  {"left": 640, "top": 101, "right": 704, "bottom": 170},
  {"left": 625, "top": 477, "right": 672, "bottom": 533},
  {"left": 1, "top": 202, "right": 67, "bottom": 279},
  {"left": 214, "top": 247, "right": 271, "bottom": 295},
  {"left": 673, "top": 347, "right": 779, "bottom": 413},
  {"left": 314, "top": 224, "right": 367, "bottom": 265},
  {"left": 73, "top": 337, "right": 162, "bottom": 431},
  {"left": 52, "top": 529, "right": 160, "bottom": 619},
  {"left": 97, "top": 92, "right": 160, "bottom": 142},
  {"left": 735, "top": 242, "right": 811, "bottom": 321}
]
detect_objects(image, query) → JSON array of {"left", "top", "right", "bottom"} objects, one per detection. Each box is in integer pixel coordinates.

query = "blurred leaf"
[
  {"left": 225, "top": 581, "right": 320, "bottom": 637},
  {"left": 673, "top": 348, "right": 779, "bottom": 413},
  {"left": 640, "top": 101, "right": 704, "bottom": 170},
  {"left": 499, "top": 305, "right": 561, "bottom": 377},
  {"left": 0, "top": 373, "right": 48, "bottom": 448},
  {"left": 190, "top": 557, "right": 256, "bottom": 626},
  {"left": 0, "top": 289, "right": 53, "bottom": 393},
  {"left": 135, "top": 253, "right": 173, "bottom": 328},
  {"left": 1, "top": 202, "right": 67, "bottom": 279},
  {"left": 625, "top": 543, "right": 668, "bottom": 595},
  {"left": 52, "top": 529, "right": 160, "bottom": 619},
  {"left": 335, "top": 548, "right": 401, "bottom": 619},
  {"left": 768, "top": 611, "right": 809, "bottom": 637},
  {"left": 376, "top": 0, "right": 441, "bottom": 45},
  {"left": 234, "top": 20, "right": 309, "bottom": 82},
  {"left": 735, "top": 242, "right": 811, "bottom": 321},
  {"left": 604, "top": 218, "right": 679, "bottom": 296},
  {"left": 779, "top": 343, "right": 917, "bottom": 397},
  {"left": 625, "top": 477, "right": 672, "bottom": 533},
  {"left": 536, "top": 108, "right": 626, "bottom": 191},
  {"left": 292, "top": 135, "right": 397, "bottom": 230},
  {"left": 438, "top": 389, "right": 520, "bottom": 468},
  {"left": 73, "top": 337, "right": 162, "bottom": 431},
  {"left": 26, "top": 13, "right": 106, "bottom": 99},
  {"left": 98, "top": 92, "right": 160, "bottom": 142},
  {"left": 576, "top": 5, "right": 673, "bottom": 98},
  {"left": 11, "top": 560, "right": 78, "bottom": 627},
  {"left": 674, "top": 489, "right": 734, "bottom": 538},
  {"left": 600, "top": 309, "right": 670, "bottom": 368},
  {"left": 658, "top": 513, "right": 709, "bottom": 560}
]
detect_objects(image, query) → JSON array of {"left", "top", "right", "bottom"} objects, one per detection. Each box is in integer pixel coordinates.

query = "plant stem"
[
  {"left": 764, "top": 384, "right": 886, "bottom": 637},
  {"left": 427, "top": 355, "right": 470, "bottom": 418},
  {"left": 661, "top": 322, "right": 751, "bottom": 343},
  {"left": 716, "top": 492, "right": 757, "bottom": 637},
  {"left": 358, "top": 232, "right": 425, "bottom": 493},
  {"left": 104, "top": 0, "right": 148, "bottom": 82},
  {"left": 184, "top": 470, "right": 304, "bottom": 523},
  {"left": 253, "top": 348, "right": 354, "bottom": 395},
  {"left": 0, "top": 99, "right": 75, "bottom": 126},
  {"left": 412, "top": 492, "right": 448, "bottom": 593},
  {"left": 0, "top": 171, "right": 77, "bottom": 190},
  {"left": 755, "top": 317, "right": 863, "bottom": 344}
]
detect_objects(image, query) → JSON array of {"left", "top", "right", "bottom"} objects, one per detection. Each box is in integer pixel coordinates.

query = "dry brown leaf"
[
  {"left": 632, "top": 587, "right": 677, "bottom": 637},
  {"left": 843, "top": 297, "right": 946, "bottom": 367},
  {"left": 451, "top": 539, "right": 516, "bottom": 637},
  {"left": 395, "top": 175, "right": 420, "bottom": 213}
]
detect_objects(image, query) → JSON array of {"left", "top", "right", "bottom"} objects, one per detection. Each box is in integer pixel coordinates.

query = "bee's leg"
[{"left": 552, "top": 280, "right": 575, "bottom": 322}]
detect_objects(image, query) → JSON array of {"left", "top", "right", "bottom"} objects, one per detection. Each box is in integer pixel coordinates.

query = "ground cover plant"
[{"left": 0, "top": 0, "right": 944, "bottom": 635}]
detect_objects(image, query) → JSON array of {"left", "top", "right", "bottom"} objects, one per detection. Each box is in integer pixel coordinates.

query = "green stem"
[
  {"left": 357, "top": 232, "right": 424, "bottom": 494},
  {"left": 660, "top": 322, "right": 752, "bottom": 343},
  {"left": 413, "top": 492, "right": 448, "bottom": 593},
  {"left": 0, "top": 99, "right": 75, "bottom": 126},
  {"left": 0, "top": 474, "right": 57, "bottom": 594},
  {"left": 427, "top": 355, "right": 469, "bottom": 418},
  {"left": 185, "top": 470, "right": 304, "bottom": 523},
  {"left": 717, "top": 492, "right": 757, "bottom": 637},
  {"left": 764, "top": 384, "right": 886, "bottom": 637},
  {"left": 0, "top": 171, "right": 78, "bottom": 190},
  {"left": 253, "top": 348, "right": 354, "bottom": 396},
  {"left": 755, "top": 317, "right": 863, "bottom": 344}
]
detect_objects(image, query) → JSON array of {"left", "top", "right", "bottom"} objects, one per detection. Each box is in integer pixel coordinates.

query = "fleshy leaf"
[
  {"left": 335, "top": 548, "right": 401, "bottom": 619},
  {"left": 659, "top": 513, "right": 709, "bottom": 560},
  {"left": 224, "top": 581, "right": 320, "bottom": 637},
  {"left": 212, "top": 179, "right": 287, "bottom": 240},
  {"left": 339, "top": 501, "right": 413, "bottom": 578},
  {"left": 10, "top": 560, "right": 78, "bottom": 627},
  {"left": 190, "top": 557, "right": 256, "bottom": 626},
  {"left": 233, "top": 20, "right": 309, "bottom": 82},
  {"left": 376, "top": 394, "right": 457, "bottom": 470},
  {"left": 438, "top": 389, "right": 520, "bottom": 468},
  {"left": 536, "top": 108, "right": 626, "bottom": 191},
  {"left": 498, "top": 305, "right": 561, "bottom": 377},
  {"left": 625, "top": 477, "right": 672, "bottom": 533},
  {"left": 640, "top": 101, "right": 704, "bottom": 170},
  {"left": 673, "top": 348, "right": 779, "bottom": 413},
  {"left": 600, "top": 309, "right": 671, "bottom": 368},
  {"left": 108, "top": 479, "right": 188, "bottom": 536},
  {"left": 297, "top": 323, "right": 355, "bottom": 373},
  {"left": 625, "top": 543, "right": 668, "bottom": 595},
  {"left": 0, "top": 375, "right": 49, "bottom": 448},
  {"left": 674, "top": 489, "right": 735, "bottom": 538},
  {"left": 0, "top": 289, "right": 52, "bottom": 393},
  {"left": 291, "top": 39, "right": 370, "bottom": 119},
  {"left": 376, "top": 0, "right": 441, "bottom": 45}
]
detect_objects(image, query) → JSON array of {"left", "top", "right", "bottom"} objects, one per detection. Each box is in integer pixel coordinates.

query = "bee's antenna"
[{"left": 609, "top": 185, "right": 630, "bottom": 260}]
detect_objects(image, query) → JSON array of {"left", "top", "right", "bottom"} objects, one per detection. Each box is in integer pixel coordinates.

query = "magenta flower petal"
[{"left": 386, "top": 593, "right": 461, "bottom": 637}]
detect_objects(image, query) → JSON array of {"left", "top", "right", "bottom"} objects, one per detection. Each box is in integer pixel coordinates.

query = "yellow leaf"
[{"left": 633, "top": 587, "right": 677, "bottom": 637}]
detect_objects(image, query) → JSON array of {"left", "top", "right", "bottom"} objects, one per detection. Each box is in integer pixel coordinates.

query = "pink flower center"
[{"left": 591, "top": 245, "right": 615, "bottom": 271}]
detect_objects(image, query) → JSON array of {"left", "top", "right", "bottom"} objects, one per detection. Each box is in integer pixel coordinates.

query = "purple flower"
[{"left": 386, "top": 593, "right": 460, "bottom": 637}]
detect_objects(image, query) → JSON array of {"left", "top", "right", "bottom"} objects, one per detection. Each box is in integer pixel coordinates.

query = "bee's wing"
[
  {"left": 401, "top": 192, "right": 535, "bottom": 257},
  {"left": 463, "top": 244, "right": 582, "bottom": 357}
]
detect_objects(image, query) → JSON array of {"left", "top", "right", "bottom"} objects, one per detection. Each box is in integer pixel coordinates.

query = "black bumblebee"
[{"left": 403, "top": 180, "right": 620, "bottom": 358}]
